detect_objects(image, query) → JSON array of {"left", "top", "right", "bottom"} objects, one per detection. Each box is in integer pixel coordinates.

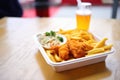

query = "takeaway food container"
[{"left": 34, "top": 33, "right": 115, "bottom": 72}]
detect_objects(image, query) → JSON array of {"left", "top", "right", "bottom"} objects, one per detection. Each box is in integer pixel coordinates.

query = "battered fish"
[
  {"left": 58, "top": 44, "right": 70, "bottom": 60},
  {"left": 68, "top": 40, "right": 93, "bottom": 58}
]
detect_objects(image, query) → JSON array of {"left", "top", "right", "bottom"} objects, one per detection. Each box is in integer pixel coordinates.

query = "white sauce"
[{"left": 38, "top": 33, "right": 66, "bottom": 49}]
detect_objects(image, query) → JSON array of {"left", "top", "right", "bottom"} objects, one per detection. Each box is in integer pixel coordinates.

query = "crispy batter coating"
[
  {"left": 50, "top": 46, "right": 59, "bottom": 55},
  {"left": 67, "top": 40, "right": 85, "bottom": 58},
  {"left": 81, "top": 42, "right": 93, "bottom": 51},
  {"left": 58, "top": 44, "right": 70, "bottom": 60},
  {"left": 68, "top": 40, "right": 93, "bottom": 58}
]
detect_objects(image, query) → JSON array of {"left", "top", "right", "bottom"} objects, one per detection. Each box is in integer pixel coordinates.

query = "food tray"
[{"left": 34, "top": 33, "right": 115, "bottom": 72}]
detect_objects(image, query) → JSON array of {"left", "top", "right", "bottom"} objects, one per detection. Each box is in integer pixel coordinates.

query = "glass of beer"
[{"left": 76, "top": 2, "right": 92, "bottom": 31}]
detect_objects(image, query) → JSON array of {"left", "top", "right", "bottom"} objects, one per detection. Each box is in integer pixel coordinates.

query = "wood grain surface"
[{"left": 0, "top": 17, "right": 120, "bottom": 80}]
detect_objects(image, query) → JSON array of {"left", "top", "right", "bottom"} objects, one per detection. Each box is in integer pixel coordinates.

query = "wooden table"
[{"left": 0, "top": 17, "right": 120, "bottom": 80}]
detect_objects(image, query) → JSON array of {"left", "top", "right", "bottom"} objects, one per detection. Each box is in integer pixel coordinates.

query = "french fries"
[
  {"left": 46, "top": 50, "right": 63, "bottom": 62},
  {"left": 87, "top": 38, "right": 112, "bottom": 56},
  {"left": 94, "top": 38, "right": 107, "bottom": 48},
  {"left": 102, "top": 44, "right": 113, "bottom": 50},
  {"left": 87, "top": 48, "right": 105, "bottom": 55},
  {"left": 54, "top": 54, "right": 63, "bottom": 62},
  {"left": 46, "top": 50, "right": 56, "bottom": 62},
  {"left": 45, "top": 29, "right": 113, "bottom": 62}
]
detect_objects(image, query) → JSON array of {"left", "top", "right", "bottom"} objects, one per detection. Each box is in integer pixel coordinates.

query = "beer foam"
[{"left": 76, "top": 9, "right": 91, "bottom": 15}]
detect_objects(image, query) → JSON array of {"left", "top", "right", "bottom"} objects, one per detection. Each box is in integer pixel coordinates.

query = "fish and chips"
[{"left": 44, "top": 29, "right": 112, "bottom": 62}]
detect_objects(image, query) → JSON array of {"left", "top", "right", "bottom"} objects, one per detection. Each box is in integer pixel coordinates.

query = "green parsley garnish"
[
  {"left": 45, "top": 31, "right": 56, "bottom": 37},
  {"left": 50, "top": 31, "right": 56, "bottom": 36},
  {"left": 45, "top": 32, "right": 50, "bottom": 36},
  {"left": 57, "top": 36, "right": 63, "bottom": 42},
  {"left": 45, "top": 31, "right": 64, "bottom": 42}
]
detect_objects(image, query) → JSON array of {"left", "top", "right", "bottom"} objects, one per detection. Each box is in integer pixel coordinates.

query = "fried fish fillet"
[
  {"left": 68, "top": 40, "right": 93, "bottom": 58},
  {"left": 58, "top": 44, "right": 70, "bottom": 60}
]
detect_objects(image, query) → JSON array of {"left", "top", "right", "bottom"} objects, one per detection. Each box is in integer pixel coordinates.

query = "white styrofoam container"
[{"left": 34, "top": 33, "right": 115, "bottom": 72}]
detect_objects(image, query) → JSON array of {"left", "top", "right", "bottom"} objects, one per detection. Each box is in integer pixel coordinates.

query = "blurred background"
[{"left": 19, "top": 0, "right": 120, "bottom": 19}]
